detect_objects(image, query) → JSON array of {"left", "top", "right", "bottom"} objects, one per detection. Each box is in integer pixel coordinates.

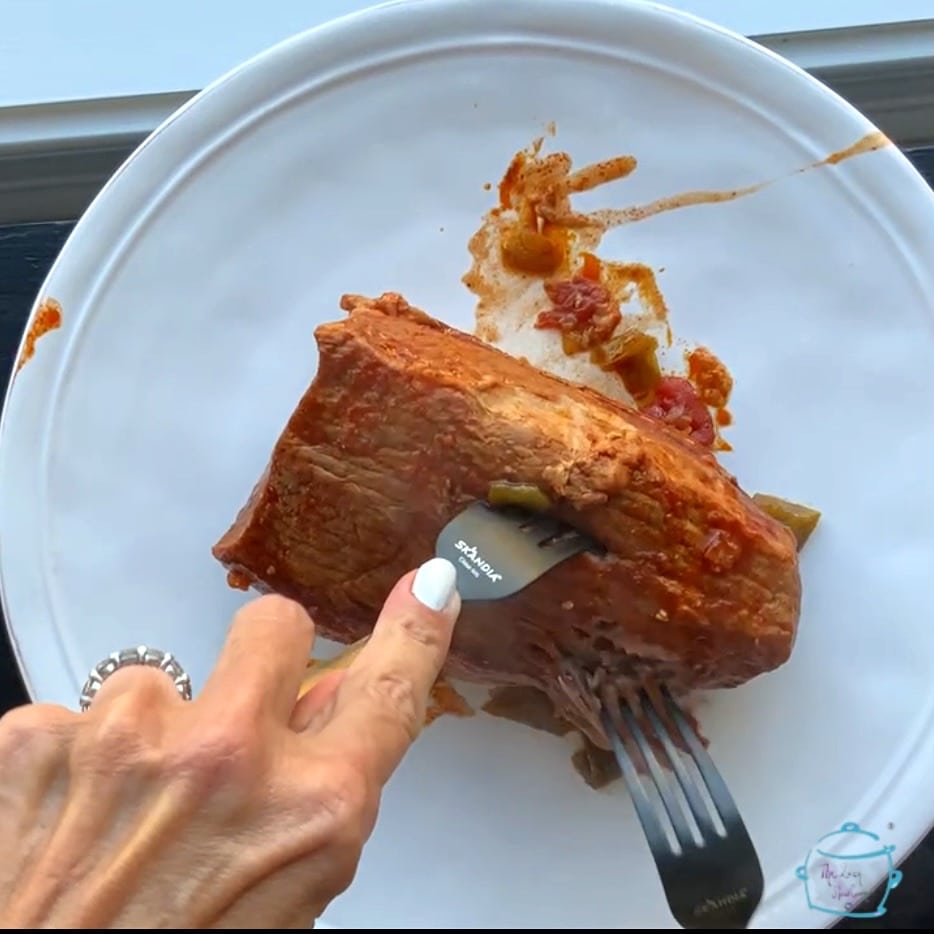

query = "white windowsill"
[
  {"left": 2, "top": 0, "right": 934, "bottom": 227},
  {"left": 3, "top": 0, "right": 934, "bottom": 109}
]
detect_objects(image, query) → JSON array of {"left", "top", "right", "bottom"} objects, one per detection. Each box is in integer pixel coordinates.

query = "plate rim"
[{"left": 3, "top": 0, "right": 934, "bottom": 928}]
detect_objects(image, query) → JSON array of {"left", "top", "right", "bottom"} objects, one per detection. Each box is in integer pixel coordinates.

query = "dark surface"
[
  {"left": 1, "top": 148, "right": 934, "bottom": 926},
  {"left": 0, "top": 220, "right": 73, "bottom": 714}
]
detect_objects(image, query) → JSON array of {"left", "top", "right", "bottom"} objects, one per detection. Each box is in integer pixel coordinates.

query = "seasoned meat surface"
[{"left": 212, "top": 292, "right": 801, "bottom": 746}]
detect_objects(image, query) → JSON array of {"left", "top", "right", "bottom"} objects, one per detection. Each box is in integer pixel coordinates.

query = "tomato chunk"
[
  {"left": 641, "top": 376, "right": 715, "bottom": 447},
  {"left": 534, "top": 276, "right": 621, "bottom": 353}
]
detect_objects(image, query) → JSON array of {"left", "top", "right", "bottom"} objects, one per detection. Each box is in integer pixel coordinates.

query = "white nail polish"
[{"left": 412, "top": 557, "right": 458, "bottom": 612}]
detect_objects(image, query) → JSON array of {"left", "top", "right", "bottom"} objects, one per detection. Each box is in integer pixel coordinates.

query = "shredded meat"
[{"left": 212, "top": 292, "right": 802, "bottom": 749}]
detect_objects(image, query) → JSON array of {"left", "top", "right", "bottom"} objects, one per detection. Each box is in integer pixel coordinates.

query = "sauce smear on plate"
[{"left": 16, "top": 298, "right": 62, "bottom": 374}]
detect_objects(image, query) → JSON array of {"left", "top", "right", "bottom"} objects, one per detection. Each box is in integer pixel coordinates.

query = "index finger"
[
  {"left": 200, "top": 593, "right": 317, "bottom": 724},
  {"left": 313, "top": 558, "right": 460, "bottom": 785}
]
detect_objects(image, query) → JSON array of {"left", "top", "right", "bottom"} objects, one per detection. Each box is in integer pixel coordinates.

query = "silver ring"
[{"left": 79, "top": 645, "right": 192, "bottom": 712}]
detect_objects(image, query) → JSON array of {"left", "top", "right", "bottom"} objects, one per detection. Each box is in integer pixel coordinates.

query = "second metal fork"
[{"left": 600, "top": 685, "right": 765, "bottom": 929}]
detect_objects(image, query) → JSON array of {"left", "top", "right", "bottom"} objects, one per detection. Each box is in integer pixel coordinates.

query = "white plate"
[{"left": 3, "top": 0, "right": 934, "bottom": 927}]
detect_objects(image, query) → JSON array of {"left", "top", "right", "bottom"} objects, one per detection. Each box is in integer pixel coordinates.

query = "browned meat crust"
[{"left": 212, "top": 292, "right": 801, "bottom": 746}]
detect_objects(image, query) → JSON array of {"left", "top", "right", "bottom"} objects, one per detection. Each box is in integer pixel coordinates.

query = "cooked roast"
[{"left": 212, "top": 292, "right": 802, "bottom": 748}]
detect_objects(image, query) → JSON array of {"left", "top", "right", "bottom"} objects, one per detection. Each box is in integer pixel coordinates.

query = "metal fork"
[{"left": 600, "top": 684, "right": 764, "bottom": 929}]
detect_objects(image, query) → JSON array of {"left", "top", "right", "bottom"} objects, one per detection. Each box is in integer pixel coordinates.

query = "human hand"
[{"left": 0, "top": 557, "right": 460, "bottom": 929}]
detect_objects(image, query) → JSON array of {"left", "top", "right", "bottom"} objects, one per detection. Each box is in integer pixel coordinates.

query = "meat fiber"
[{"left": 212, "top": 292, "right": 802, "bottom": 747}]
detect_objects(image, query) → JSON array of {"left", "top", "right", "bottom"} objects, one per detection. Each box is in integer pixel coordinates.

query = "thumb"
[
  {"left": 409, "top": 556, "right": 462, "bottom": 617},
  {"left": 307, "top": 558, "right": 462, "bottom": 785}
]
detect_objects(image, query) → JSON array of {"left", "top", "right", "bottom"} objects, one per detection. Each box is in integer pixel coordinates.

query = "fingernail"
[{"left": 412, "top": 557, "right": 458, "bottom": 612}]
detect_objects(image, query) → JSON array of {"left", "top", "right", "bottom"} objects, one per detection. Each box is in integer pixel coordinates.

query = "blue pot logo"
[{"left": 796, "top": 822, "right": 902, "bottom": 919}]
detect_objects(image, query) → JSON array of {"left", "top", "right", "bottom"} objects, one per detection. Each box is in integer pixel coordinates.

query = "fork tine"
[
  {"left": 659, "top": 685, "right": 742, "bottom": 827},
  {"left": 598, "top": 704, "right": 674, "bottom": 859},
  {"left": 523, "top": 515, "right": 567, "bottom": 542},
  {"left": 601, "top": 685, "right": 697, "bottom": 854},
  {"left": 542, "top": 531, "right": 592, "bottom": 558},
  {"left": 599, "top": 683, "right": 764, "bottom": 928},
  {"left": 487, "top": 503, "right": 601, "bottom": 557},
  {"left": 640, "top": 689, "right": 723, "bottom": 842}
]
